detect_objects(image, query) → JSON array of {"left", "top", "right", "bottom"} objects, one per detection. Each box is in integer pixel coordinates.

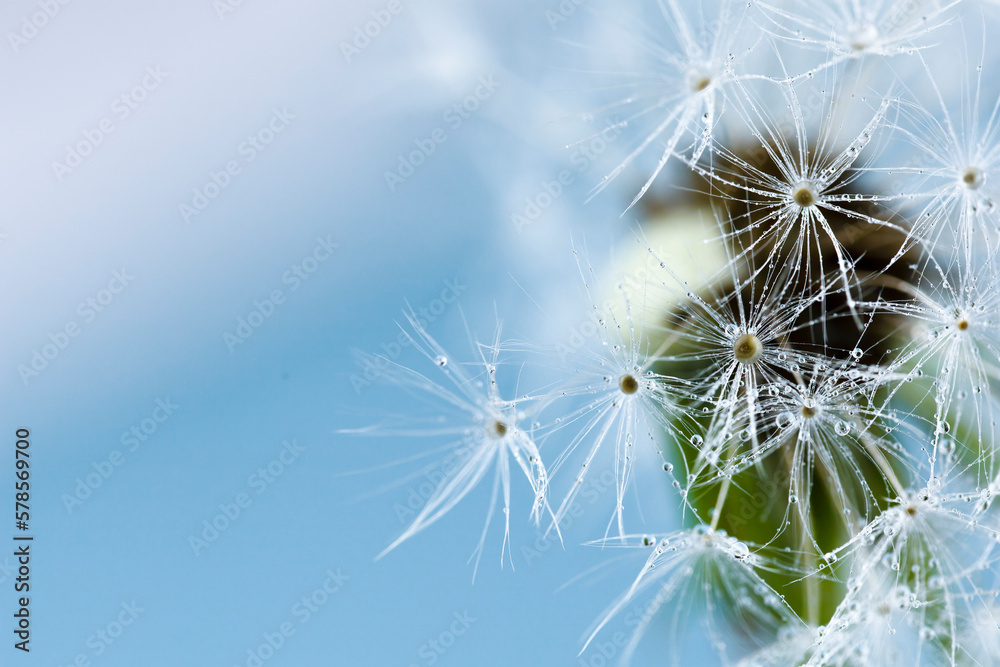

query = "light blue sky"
[{"left": 0, "top": 1, "right": 684, "bottom": 665}]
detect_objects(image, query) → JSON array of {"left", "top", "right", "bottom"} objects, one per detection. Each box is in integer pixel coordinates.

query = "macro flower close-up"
[
  {"left": 342, "top": 0, "right": 1000, "bottom": 663},
  {"left": 8, "top": 0, "right": 1000, "bottom": 665}
]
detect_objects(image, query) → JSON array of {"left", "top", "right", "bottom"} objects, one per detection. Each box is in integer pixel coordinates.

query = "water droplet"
[{"left": 434, "top": 355, "right": 448, "bottom": 366}]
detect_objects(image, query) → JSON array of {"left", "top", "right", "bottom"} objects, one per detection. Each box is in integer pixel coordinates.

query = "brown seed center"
[
  {"left": 957, "top": 319, "right": 969, "bottom": 331},
  {"left": 733, "top": 333, "right": 763, "bottom": 365},
  {"left": 801, "top": 405, "right": 816, "bottom": 419},
  {"left": 848, "top": 23, "right": 878, "bottom": 51},
  {"left": 619, "top": 374, "right": 639, "bottom": 395},
  {"left": 962, "top": 167, "right": 984, "bottom": 189},
  {"left": 488, "top": 420, "right": 507, "bottom": 438},
  {"left": 792, "top": 184, "right": 816, "bottom": 207}
]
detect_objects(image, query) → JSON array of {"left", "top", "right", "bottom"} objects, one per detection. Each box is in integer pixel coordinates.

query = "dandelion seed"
[
  {"left": 619, "top": 373, "right": 639, "bottom": 394},
  {"left": 582, "top": 528, "right": 803, "bottom": 665},
  {"left": 733, "top": 333, "right": 764, "bottom": 365},
  {"left": 342, "top": 312, "right": 550, "bottom": 572},
  {"left": 577, "top": 0, "right": 756, "bottom": 211},
  {"left": 525, "top": 248, "right": 697, "bottom": 540},
  {"left": 757, "top": 0, "right": 959, "bottom": 78},
  {"left": 687, "top": 75, "right": 905, "bottom": 318},
  {"left": 357, "top": 3, "right": 1000, "bottom": 662},
  {"left": 825, "top": 466, "right": 1000, "bottom": 664},
  {"left": 883, "top": 44, "right": 1000, "bottom": 264},
  {"left": 870, "top": 252, "right": 1000, "bottom": 478}
]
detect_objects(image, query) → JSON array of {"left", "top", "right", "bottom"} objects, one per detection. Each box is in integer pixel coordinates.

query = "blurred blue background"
[{"left": 0, "top": 1, "right": 680, "bottom": 665}]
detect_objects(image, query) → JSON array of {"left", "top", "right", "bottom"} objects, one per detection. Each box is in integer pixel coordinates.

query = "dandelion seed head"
[
  {"left": 847, "top": 22, "right": 879, "bottom": 51},
  {"left": 582, "top": 527, "right": 800, "bottom": 666},
  {"left": 791, "top": 181, "right": 818, "bottom": 208},
  {"left": 686, "top": 63, "right": 714, "bottom": 93},
  {"left": 619, "top": 373, "right": 639, "bottom": 394},
  {"left": 961, "top": 166, "right": 985, "bottom": 190},
  {"left": 487, "top": 419, "right": 508, "bottom": 439},
  {"left": 733, "top": 333, "right": 763, "bottom": 365},
  {"left": 364, "top": 1, "right": 1000, "bottom": 659},
  {"left": 760, "top": 0, "right": 953, "bottom": 67}
]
